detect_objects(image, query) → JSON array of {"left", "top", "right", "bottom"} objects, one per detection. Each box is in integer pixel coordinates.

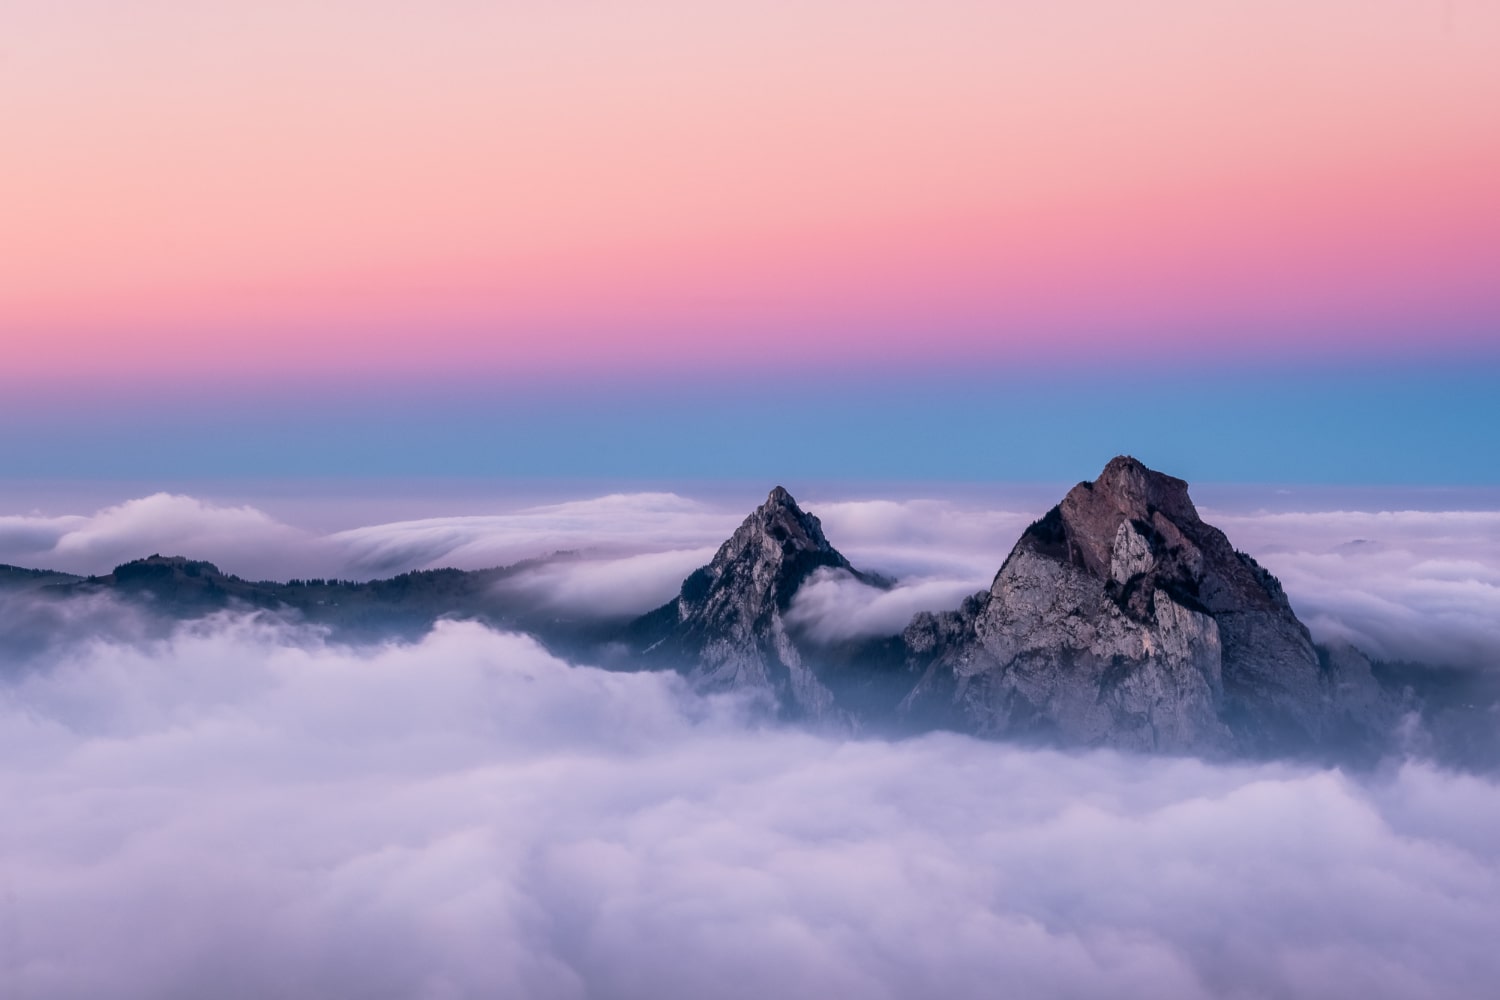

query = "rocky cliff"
[
  {"left": 901, "top": 456, "right": 1393, "bottom": 755},
  {"left": 629, "top": 486, "right": 885, "bottom": 719}
]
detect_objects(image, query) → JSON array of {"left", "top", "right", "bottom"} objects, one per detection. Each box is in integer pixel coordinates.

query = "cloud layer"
[
  {"left": 0, "top": 494, "right": 324, "bottom": 582},
  {"left": 326, "top": 494, "right": 739, "bottom": 576},
  {"left": 2, "top": 490, "right": 1496, "bottom": 668},
  {"left": 2, "top": 613, "right": 1498, "bottom": 999},
  {"left": 1210, "top": 509, "right": 1500, "bottom": 669},
  {"left": 785, "top": 568, "right": 983, "bottom": 644}
]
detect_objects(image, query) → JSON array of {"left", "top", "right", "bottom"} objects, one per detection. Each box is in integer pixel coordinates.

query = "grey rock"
[
  {"left": 901, "top": 456, "right": 1395, "bottom": 756},
  {"left": 630, "top": 486, "right": 879, "bottom": 719}
]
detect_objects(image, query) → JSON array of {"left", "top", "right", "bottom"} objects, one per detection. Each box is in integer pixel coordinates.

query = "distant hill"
[{"left": 0, "top": 564, "right": 82, "bottom": 590}]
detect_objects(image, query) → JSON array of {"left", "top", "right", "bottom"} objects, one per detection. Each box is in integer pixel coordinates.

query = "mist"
[
  {"left": 2, "top": 610, "right": 1497, "bottom": 999},
  {"left": 2, "top": 489, "right": 1496, "bottom": 669},
  {"left": 1209, "top": 509, "right": 1500, "bottom": 669}
]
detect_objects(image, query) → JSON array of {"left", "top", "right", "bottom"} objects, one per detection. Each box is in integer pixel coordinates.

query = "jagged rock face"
[
  {"left": 633, "top": 487, "right": 862, "bottom": 718},
  {"left": 904, "top": 456, "right": 1390, "bottom": 755}
]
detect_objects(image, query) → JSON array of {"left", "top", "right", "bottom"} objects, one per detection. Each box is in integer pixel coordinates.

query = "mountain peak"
[
  {"left": 1089, "top": 455, "right": 1196, "bottom": 523},
  {"left": 713, "top": 486, "right": 839, "bottom": 569},
  {"left": 1016, "top": 457, "right": 1200, "bottom": 579},
  {"left": 909, "top": 455, "right": 1377, "bottom": 755},
  {"left": 629, "top": 486, "right": 871, "bottom": 718},
  {"left": 765, "top": 485, "right": 796, "bottom": 507}
]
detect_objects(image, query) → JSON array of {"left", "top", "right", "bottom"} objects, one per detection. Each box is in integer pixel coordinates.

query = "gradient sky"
[{"left": 2, "top": 2, "right": 1497, "bottom": 482}]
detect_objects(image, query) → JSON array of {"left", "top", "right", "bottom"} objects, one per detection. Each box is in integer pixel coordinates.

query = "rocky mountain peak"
[
  {"left": 1010, "top": 456, "right": 1300, "bottom": 626},
  {"left": 903, "top": 456, "right": 1391, "bottom": 756},
  {"left": 1018, "top": 455, "right": 1201, "bottom": 581},
  {"left": 631, "top": 487, "right": 872, "bottom": 719},
  {"left": 706, "top": 486, "right": 843, "bottom": 579},
  {"left": 1091, "top": 455, "right": 1197, "bottom": 522},
  {"left": 684, "top": 487, "right": 853, "bottom": 625}
]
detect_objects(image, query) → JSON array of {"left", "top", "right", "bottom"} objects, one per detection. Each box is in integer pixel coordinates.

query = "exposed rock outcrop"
[
  {"left": 18, "top": 460, "right": 1414, "bottom": 762},
  {"left": 629, "top": 486, "right": 881, "bottom": 718},
  {"left": 901, "top": 456, "right": 1394, "bottom": 756}
]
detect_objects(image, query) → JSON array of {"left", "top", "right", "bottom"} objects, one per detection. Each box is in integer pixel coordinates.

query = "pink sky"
[{"left": 3, "top": 1, "right": 1497, "bottom": 380}]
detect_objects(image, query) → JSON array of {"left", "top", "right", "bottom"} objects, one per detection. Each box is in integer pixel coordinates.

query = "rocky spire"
[
  {"left": 904, "top": 456, "right": 1392, "bottom": 755},
  {"left": 680, "top": 486, "right": 854, "bottom": 618},
  {"left": 1016, "top": 455, "right": 1198, "bottom": 577},
  {"left": 630, "top": 487, "right": 872, "bottom": 719},
  {"left": 1006, "top": 456, "right": 1296, "bottom": 625}
]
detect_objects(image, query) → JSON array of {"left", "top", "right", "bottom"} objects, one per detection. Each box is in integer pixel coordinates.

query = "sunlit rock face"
[
  {"left": 903, "top": 456, "right": 1392, "bottom": 756},
  {"left": 631, "top": 486, "right": 878, "bottom": 719}
]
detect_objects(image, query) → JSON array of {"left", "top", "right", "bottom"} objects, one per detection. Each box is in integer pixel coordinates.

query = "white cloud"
[
  {"left": 2, "top": 491, "right": 1497, "bottom": 670},
  {"left": 0, "top": 590, "right": 158, "bottom": 676},
  {"left": 0, "top": 494, "right": 323, "bottom": 580},
  {"left": 493, "top": 547, "right": 719, "bottom": 619},
  {"left": 0, "top": 512, "right": 87, "bottom": 557},
  {"left": 812, "top": 498, "right": 1030, "bottom": 581},
  {"left": 777, "top": 497, "right": 1033, "bottom": 643},
  {"left": 785, "top": 567, "right": 981, "bottom": 643},
  {"left": 327, "top": 493, "right": 738, "bottom": 576},
  {"left": 2, "top": 613, "right": 1499, "bottom": 999},
  {"left": 0, "top": 493, "right": 737, "bottom": 593},
  {"left": 1208, "top": 510, "right": 1500, "bottom": 668}
]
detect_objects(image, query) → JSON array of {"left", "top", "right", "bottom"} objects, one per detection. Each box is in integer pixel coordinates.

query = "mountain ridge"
[{"left": 1, "top": 460, "right": 1483, "bottom": 766}]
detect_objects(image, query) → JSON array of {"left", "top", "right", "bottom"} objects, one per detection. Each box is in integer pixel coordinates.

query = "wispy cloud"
[
  {"left": 2, "top": 492, "right": 1496, "bottom": 668},
  {"left": 326, "top": 493, "right": 737, "bottom": 576},
  {"left": 0, "top": 494, "right": 322, "bottom": 580},
  {"left": 785, "top": 568, "right": 982, "bottom": 643},
  {"left": 1210, "top": 509, "right": 1500, "bottom": 668}
]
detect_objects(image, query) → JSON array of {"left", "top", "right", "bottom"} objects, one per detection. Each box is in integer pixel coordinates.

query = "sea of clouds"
[
  {"left": 2, "top": 611, "right": 1499, "bottom": 999},
  {"left": 3, "top": 488, "right": 1496, "bottom": 667},
  {"left": 2, "top": 488, "right": 1499, "bottom": 997}
]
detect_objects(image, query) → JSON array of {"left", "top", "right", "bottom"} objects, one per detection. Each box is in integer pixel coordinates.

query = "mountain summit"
[
  {"left": 902, "top": 455, "right": 1390, "bottom": 754},
  {"left": 10, "top": 460, "right": 1420, "bottom": 762},
  {"left": 630, "top": 486, "right": 879, "bottom": 718}
]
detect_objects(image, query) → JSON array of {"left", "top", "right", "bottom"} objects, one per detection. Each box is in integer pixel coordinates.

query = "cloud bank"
[
  {"left": 2, "top": 491, "right": 1496, "bottom": 668},
  {"left": 0, "top": 494, "right": 324, "bottom": 582},
  {"left": 1210, "top": 509, "right": 1500, "bottom": 669},
  {"left": 1, "top": 612, "right": 1498, "bottom": 999},
  {"left": 325, "top": 493, "right": 739, "bottom": 576},
  {"left": 785, "top": 567, "right": 982, "bottom": 644}
]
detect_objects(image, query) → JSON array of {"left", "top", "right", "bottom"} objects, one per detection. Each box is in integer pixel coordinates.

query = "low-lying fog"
[
  {"left": 3, "top": 487, "right": 1497, "bottom": 667},
  {"left": 2, "top": 486, "right": 1497, "bottom": 998}
]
